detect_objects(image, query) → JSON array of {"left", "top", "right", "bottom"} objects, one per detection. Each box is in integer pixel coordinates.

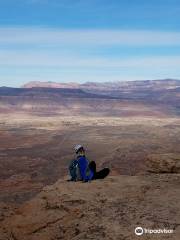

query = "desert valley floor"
[
  {"left": 0, "top": 80, "right": 180, "bottom": 239},
  {"left": 0, "top": 113, "right": 180, "bottom": 204}
]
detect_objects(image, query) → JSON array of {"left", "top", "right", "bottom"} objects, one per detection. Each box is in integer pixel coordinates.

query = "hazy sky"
[{"left": 0, "top": 0, "right": 180, "bottom": 87}]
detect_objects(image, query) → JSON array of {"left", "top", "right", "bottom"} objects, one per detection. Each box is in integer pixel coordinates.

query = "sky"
[{"left": 0, "top": 0, "right": 180, "bottom": 87}]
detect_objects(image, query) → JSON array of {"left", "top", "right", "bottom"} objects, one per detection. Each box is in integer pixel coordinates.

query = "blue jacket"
[{"left": 77, "top": 156, "right": 94, "bottom": 181}]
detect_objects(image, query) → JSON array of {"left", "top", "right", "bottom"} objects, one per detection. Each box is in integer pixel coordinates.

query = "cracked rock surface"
[{"left": 0, "top": 175, "right": 180, "bottom": 240}]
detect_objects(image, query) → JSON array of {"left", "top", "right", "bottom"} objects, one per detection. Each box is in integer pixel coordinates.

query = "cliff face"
[
  {"left": 22, "top": 79, "right": 180, "bottom": 91},
  {"left": 22, "top": 81, "right": 80, "bottom": 89},
  {"left": 1, "top": 175, "right": 180, "bottom": 240}
]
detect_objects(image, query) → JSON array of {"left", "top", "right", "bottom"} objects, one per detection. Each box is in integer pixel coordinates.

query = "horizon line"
[{"left": 1, "top": 78, "right": 180, "bottom": 88}]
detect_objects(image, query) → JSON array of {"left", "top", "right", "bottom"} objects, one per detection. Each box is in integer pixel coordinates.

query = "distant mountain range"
[
  {"left": 22, "top": 79, "right": 180, "bottom": 92},
  {"left": 22, "top": 81, "right": 80, "bottom": 89},
  {"left": 0, "top": 79, "right": 180, "bottom": 117}
]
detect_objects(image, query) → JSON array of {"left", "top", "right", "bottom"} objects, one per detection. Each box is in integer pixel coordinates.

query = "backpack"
[{"left": 69, "top": 159, "right": 82, "bottom": 181}]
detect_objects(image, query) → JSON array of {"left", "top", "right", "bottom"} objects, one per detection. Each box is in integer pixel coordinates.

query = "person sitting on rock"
[
  {"left": 68, "top": 145, "right": 93, "bottom": 182},
  {"left": 68, "top": 145, "right": 110, "bottom": 182}
]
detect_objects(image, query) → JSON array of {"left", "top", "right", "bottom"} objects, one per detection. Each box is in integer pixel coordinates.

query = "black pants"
[{"left": 89, "top": 161, "right": 110, "bottom": 180}]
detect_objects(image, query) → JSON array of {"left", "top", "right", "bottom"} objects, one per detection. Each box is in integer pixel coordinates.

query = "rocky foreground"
[{"left": 0, "top": 174, "right": 180, "bottom": 240}]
